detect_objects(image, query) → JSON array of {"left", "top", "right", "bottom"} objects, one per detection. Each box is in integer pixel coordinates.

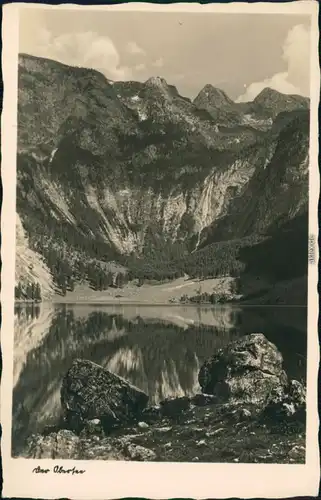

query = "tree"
[
  {"left": 115, "top": 273, "right": 124, "bottom": 288},
  {"left": 68, "top": 277, "right": 75, "bottom": 292},
  {"left": 34, "top": 283, "right": 42, "bottom": 302},
  {"left": 61, "top": 282, "right": 67, "bottom": 296},
  {"left": 25, "top": 282, "right": 33, "bottom": 300},
  {"left": 15, "top": 282, "right": 23, "bottom": 299}
]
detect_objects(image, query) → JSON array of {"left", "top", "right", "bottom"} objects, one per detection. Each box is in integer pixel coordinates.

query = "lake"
[{"left": 12, "top": 303, "right": 307, "bottom": 456}]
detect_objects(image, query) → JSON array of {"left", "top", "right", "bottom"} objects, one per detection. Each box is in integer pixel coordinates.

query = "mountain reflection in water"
[{"left": 12, "top": 304, "right": 307, "bottom": 456}]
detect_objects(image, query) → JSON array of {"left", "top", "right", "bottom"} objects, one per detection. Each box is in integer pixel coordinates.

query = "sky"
[{"left": 19, "top": 7, "right": 311, "bottom": 102}]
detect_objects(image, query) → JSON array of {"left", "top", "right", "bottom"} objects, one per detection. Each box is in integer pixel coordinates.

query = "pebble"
[
  {"left": 90, "top": 419, "right": 101, "bottom": 425},
  {"left": 196, "top": 439, "right": 206, "bottom": 447},
  {"left": 156, "top": 426, "right": 172, "bottom": 433},
  {"left": 288, "top": 445, "right": 305, "bottom": 459},
  {"left": 138, "top": 421, "right": 149, "bottom": 429},
  {"left": 192, "top": 456, "right": 200, "bottom": 462},
  {"left": 206, "top": 428, "right": 224, "bottom": 437},
  {"left": 164, "top": 442, "right": 172, "bottom": 448},
  {"left": 191, "top": 427, "right": 204, "bottom": 433}
]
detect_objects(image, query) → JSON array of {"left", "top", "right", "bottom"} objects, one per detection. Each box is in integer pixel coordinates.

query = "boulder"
[
  {"left": 198, "top": 333, "right": 288, "bottom": 406},
  {"left": 22, "top": 430, "right": 80, "bottom": 459},
  {"left": 61, "top": 359, "right": 149, "bottom": 431},
  {"left": 124, "top": 444, "right": 156, "bottom": 461},
  {"left": 160, "top": 396, "right": 191, "bottom": 418}
]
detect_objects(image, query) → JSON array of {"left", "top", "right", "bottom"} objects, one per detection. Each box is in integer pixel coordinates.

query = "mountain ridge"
[{"left": 16, "top": 54, "right": 309, "bottom": 303}]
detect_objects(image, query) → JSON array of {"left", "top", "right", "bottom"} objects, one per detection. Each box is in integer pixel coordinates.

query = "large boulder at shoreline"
[
  {"left": 198, "top": 333, "right": 288, "bottom": 406},
  {"left": 61, "top": 359, "right": 149, "bottom": 431}
]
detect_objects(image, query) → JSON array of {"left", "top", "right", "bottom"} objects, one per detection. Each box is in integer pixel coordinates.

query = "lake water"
[{"left": 12, "top": 303, "right": 307, "bottom": 456}]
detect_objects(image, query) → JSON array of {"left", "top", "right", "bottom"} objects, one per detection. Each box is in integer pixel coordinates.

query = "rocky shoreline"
[{"left": 21, "top": 334, "right": 306, "bottom": 463}]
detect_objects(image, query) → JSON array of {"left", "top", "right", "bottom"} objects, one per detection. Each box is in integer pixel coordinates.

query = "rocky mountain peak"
[
  {"left": 145, "top": 76, "right": 169, "bottom": 90},
  {"left": 254, "top": 87, "right": 289, "bottom": 104},
  {"left": 194, "top": 85, "right": 234, "bottom": 109},
  {"left": 252, "top": 87, "right": 309, "bottom": 117}
]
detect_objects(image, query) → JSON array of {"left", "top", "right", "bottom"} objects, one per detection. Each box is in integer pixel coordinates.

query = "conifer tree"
[{"left": 34, "top": 283, "right": 42, "bottom": 301}]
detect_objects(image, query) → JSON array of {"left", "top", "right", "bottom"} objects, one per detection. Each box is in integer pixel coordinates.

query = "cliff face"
[
  {"left": 199, "top": 110, "right": 309, "bottom": 246},
  {"left": 16, "top": 54, "right": 310, "bottom": 294}
]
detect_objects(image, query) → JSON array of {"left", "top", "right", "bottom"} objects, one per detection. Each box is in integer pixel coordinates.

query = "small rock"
[
  {"left": 283, "top": 402, "right": 296, "bottom": 416},
  {"left": 206, "top": 428, "right": 224, "bottom": 437},
  {"left": 196, "top": 439, "right": 206, "bottom": 447},
  {"left": 156, "top": 426, "right": 172, "bottom": 433},
  {"left": 240, "top": 408, "right": 252, "bottom": 419},
  {"left": 125, "top": 444, "right": 156, "bottom": 461},
  {"left": 80, "top": 418, "right": 104, "bottom": 438},
  {"left": 192, "top": 456, "right": 200, "bottom": 462},
  {"left": 191, "top": 393, "right": 217, "bottom": 406},
  {"left": 288, "top": 445, "right": 305, "bottom": 459},
  {"left": 233, "top": 458, "right": 239, "bottom": 462},
  {"left": 160, "top": 396, "right": 190, "bottom": 417},
  {"left": 190, "top": 427, "right": 205, "bottom": 434},
  {"left": 138, "top": 421, "right": 149, "bottom": 429},
  {"left": 164, "top": 442, "right": 172, "bottom": 449},
  {"left": 142, "top": 405, "right": 162, "bottom": 422}
]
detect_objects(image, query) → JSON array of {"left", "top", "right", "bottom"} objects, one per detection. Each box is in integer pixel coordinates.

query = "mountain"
[
  {"left": 193, "top": 84, "right": 240, "bottom": 125},
  {"left": 247, "top": 87, "right": 309, "bottom": 119},
  {"left": 16, "top": 54, "right": 310, "bottom": 302},
  {"left": 194, "top": 85, "right": 309, "bottom": 130}
]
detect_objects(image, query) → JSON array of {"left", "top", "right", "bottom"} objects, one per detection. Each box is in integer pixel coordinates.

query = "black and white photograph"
[{"left": 1, "top": 2, "right": 320, "bottom": 499}]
